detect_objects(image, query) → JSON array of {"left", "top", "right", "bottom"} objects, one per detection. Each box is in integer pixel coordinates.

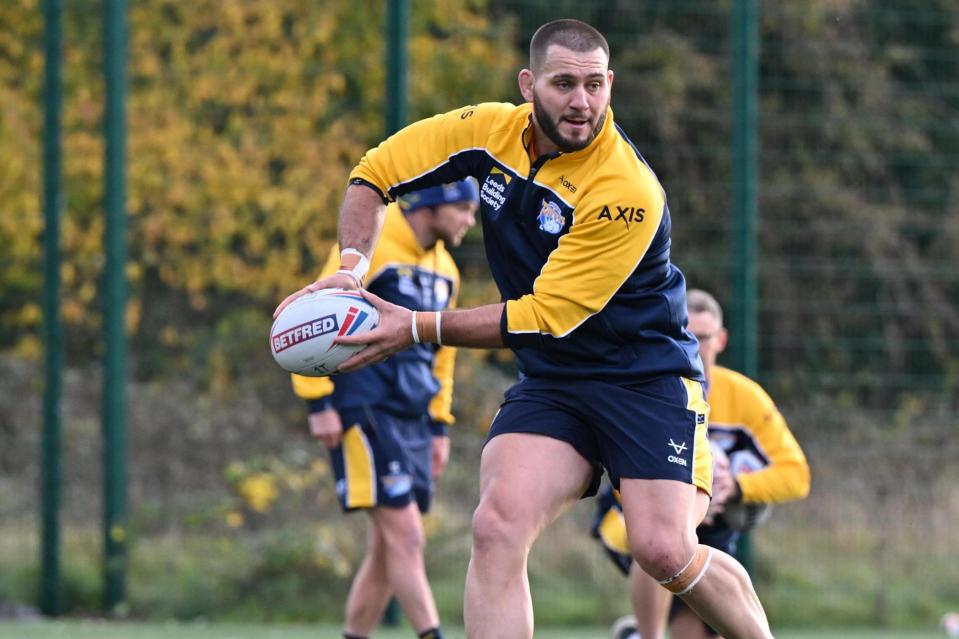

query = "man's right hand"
[
  {"left": 273, "top": 272, "right": 359, "bottom": 318},
  {"left": 703, "top": 448, "right": 735, "bottom": 525},
  {"left": 308, "top": 407, "right": 344, "bottom": 449}
]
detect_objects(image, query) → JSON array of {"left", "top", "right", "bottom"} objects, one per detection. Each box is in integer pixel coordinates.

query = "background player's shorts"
[
  {"left": 487, "top": 376, "right": 712, "bottom": 496},
  {"left": 328, "top": 407, "right": 434, "bottom": 513},
  {"left": 591, "top": 484, "right": 740, "bottom": 577},
  {"left": 591, "top": 485, "right": 632, "bottom": 575}
]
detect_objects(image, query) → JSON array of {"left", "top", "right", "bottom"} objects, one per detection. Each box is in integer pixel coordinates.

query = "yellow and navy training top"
[
  {"left": 350, "top": 102, "right": 702, "bottom": 382},
  {"left": 291, "top": 203, "right": 459, "bottom": 426},
  {"left": 707, "top": 366, "right": 810, "bottom": 504}
]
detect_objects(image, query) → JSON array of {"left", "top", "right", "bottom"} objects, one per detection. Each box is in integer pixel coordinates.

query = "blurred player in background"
[
  {"left": 292, "top": 180, "right": 478, "bottom": 639},
  {"left": 278, "top": 19, "right": 777, "bottom": 639},
  {"left": 595, "top": 288, "right": 811, "bottom": 639}
]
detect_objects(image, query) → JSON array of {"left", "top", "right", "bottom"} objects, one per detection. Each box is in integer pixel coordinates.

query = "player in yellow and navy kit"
[
  {"left": 276, "top": 20, "right": 775, "bottom": 639},
  {"left": 292, "top": 180, "right": 477, "bottom": 639},
  {"left": 596, "top": 289, "right": 811, "bottom": 639}
]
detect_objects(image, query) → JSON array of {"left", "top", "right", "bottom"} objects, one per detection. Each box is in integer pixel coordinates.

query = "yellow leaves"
[
  {"left": 18, "top": 304, "right": 41, "bottom": 325},
  {"left": 1, "top": 0, "right": 520, "bottom": 353},
  {"left": 160, "top": 325, "right": 179, "bottom": 347},
  {"left": 312, "top": 525, "right": 353, "bottom": 577},
  {"left": 225, "top": 511, "right": 245, "bottom": 529},
  {"left": 237, "top": 472, "right": 279, "bottom": 513}
]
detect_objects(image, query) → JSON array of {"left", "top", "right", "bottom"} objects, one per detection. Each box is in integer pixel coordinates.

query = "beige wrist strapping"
[{"left": 411, "top": 311, "right": 441, "bottom": 345}]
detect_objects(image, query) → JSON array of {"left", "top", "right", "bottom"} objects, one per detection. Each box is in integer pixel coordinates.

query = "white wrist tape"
[
  {"left": 435, "top": 311, "right": 442, "bottom": 346},
  {"left": 411, "top": 311, "right": 421, "bottom": 344},
  {"left": 335, "top": 269, "right": 363, "bottom": 288},
  {"left": 339, "top": 248, "right": 370, "bottom": 284}
]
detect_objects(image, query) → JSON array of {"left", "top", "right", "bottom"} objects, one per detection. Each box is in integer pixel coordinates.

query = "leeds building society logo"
[
  {"left": 537, "top": 198, "right": 566, "bottom": 235},
  {"left": 598, "top": 204, "right": 645, "bottom": 230},
  {"left": 667, "top": 438, "right": 689, "bottom": 467},
  {"left": 480, "top": 167, "right": 511, "bottom": 213}
]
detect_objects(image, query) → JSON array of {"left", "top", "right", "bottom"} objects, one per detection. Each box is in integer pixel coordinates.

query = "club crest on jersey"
[{"left": 537, "top": 199, "right": 565, "bottom": 235}]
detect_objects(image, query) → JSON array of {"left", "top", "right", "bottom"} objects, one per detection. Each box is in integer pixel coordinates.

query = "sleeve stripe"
[{"left": 385, "top": 147, "right": 487, "bottom": 196}]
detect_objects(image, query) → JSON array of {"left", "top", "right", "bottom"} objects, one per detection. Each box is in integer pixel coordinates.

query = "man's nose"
[{"left": 569, "top": 85, "right": 589, "bottom": 110}]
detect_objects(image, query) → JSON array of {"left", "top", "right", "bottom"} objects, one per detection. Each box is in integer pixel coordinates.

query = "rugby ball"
[
  {"left": 721, "top": 500, "right": 772, "bottom": 532},
  {"left": 270, "top": 289, "right": 379, "bottom": 377},
  {"left": 722, "top": 449, "right": 772, "bottom": 532}
]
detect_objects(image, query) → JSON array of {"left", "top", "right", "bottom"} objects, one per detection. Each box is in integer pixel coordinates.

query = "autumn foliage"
[{"left": 0, "top": 0, "right": 517, "bottom": 368}]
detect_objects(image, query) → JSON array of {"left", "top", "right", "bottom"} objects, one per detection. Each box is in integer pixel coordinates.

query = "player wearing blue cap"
[{"left": 292, "top": 180, "right": 478, "bottom": 639}]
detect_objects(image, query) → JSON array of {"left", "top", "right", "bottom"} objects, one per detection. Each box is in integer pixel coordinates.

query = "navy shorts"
[
  {"left": 329, "top": 407, "right": 434, "bottom": 513},
  {"left": 488, "top": 376, "right": 712, "bottom": 496}
]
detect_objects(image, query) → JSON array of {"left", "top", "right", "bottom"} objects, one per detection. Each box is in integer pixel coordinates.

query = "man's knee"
[
  {"left": 656, "top": 545, "right": 712, "bottom": 595},
  {"left": 470, "top": 499, "right": 529, "bottom": 557},
  {"left": 378, "top": 513, "right": 426, "bottom": 559},
  {"left": 629, "top": 529, "right": 699, "bottom": 582}
]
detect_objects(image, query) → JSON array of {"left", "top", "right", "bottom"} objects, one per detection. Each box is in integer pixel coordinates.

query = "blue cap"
[{"left": 398, "top": 179, "right": 479, "bottom": 213}]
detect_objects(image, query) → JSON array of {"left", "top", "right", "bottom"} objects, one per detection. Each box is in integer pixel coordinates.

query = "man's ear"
[
  {"left": 518, "top": 69, "right": 535, "bottom": 103},
  {"left": 715, "top": 327, "right": 729, "bottom": 356}
]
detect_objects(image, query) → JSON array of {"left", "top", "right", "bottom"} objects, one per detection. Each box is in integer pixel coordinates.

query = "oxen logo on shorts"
[
  {"left": 667, "top": 438, "right": 689, "bottom": 467},
  {"left": 537, "top": 199, "right": 565, "bottom": 235}
]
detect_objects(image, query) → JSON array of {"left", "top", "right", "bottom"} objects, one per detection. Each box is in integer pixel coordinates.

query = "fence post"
[
  {"left": 385, "top": 0, "right": 409, "bottom": 137},
  {"left": 102, "top": 0, "right": 129, "bottom": 613},
  {"left": 730, "top": 0, "right": 759, "bottom": 575},
  {"left": 382, "top": 0, "right": 409, "bottom": 627},
  {"left": 41, "top": 0, "right": 64, "bottom": 617}
]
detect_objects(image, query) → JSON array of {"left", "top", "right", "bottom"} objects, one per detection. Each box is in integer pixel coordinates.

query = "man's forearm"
[
  {"left": 338, "top": 183, "right": 387, "bottom": 258},
  {"left": 436, "top": 303, "right": 506, "bottom": 348}
]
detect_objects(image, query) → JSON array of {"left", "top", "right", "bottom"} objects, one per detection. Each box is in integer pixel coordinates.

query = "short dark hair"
[
  {"left": 529, "top": 19, "right": 610, "bottom": 71},
  {"left": 687, "top": 289, "right": 724, "bottom": 327}
]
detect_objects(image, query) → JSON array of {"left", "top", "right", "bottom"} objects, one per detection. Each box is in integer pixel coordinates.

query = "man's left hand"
[
  {"left": 335, "top": 289, "right": 414, "bottom": 373},
  {"left": 431, "top": 436, "right": 451, "bottom": 479}
]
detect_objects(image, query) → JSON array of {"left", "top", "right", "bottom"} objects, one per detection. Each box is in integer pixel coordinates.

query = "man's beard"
[{"left": 533, "top": 93, "right": 608, "bottom": 153}]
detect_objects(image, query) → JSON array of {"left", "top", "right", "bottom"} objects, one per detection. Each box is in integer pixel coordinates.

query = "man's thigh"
[
  {"left": 478, "top": 432, "right": 594, "bottom": 529},
  {"left": 487, "top": 385, "right": 604, "bottom": 495}
]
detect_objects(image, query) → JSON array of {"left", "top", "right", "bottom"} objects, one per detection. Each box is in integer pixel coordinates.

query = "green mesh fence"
[{"left": 3, "top": 0, "right": 958, "bottom": 629}]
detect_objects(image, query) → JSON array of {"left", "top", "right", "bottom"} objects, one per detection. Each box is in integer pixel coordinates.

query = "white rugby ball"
[
  {"left": 723, "top": 449, "right": 772, "bottom": 532},
  {"left": 270, "top": 289, "right": 379, "bottom": 377}
]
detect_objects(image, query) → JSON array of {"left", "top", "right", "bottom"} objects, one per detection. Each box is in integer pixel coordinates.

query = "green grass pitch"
[{"left": 0, "top": 621, "right": 943, "bottom": 639}]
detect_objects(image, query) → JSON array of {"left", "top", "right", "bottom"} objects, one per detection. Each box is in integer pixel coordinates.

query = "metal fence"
[{"left": 3, "top": 0, "right": 958, "bottom": 628}]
